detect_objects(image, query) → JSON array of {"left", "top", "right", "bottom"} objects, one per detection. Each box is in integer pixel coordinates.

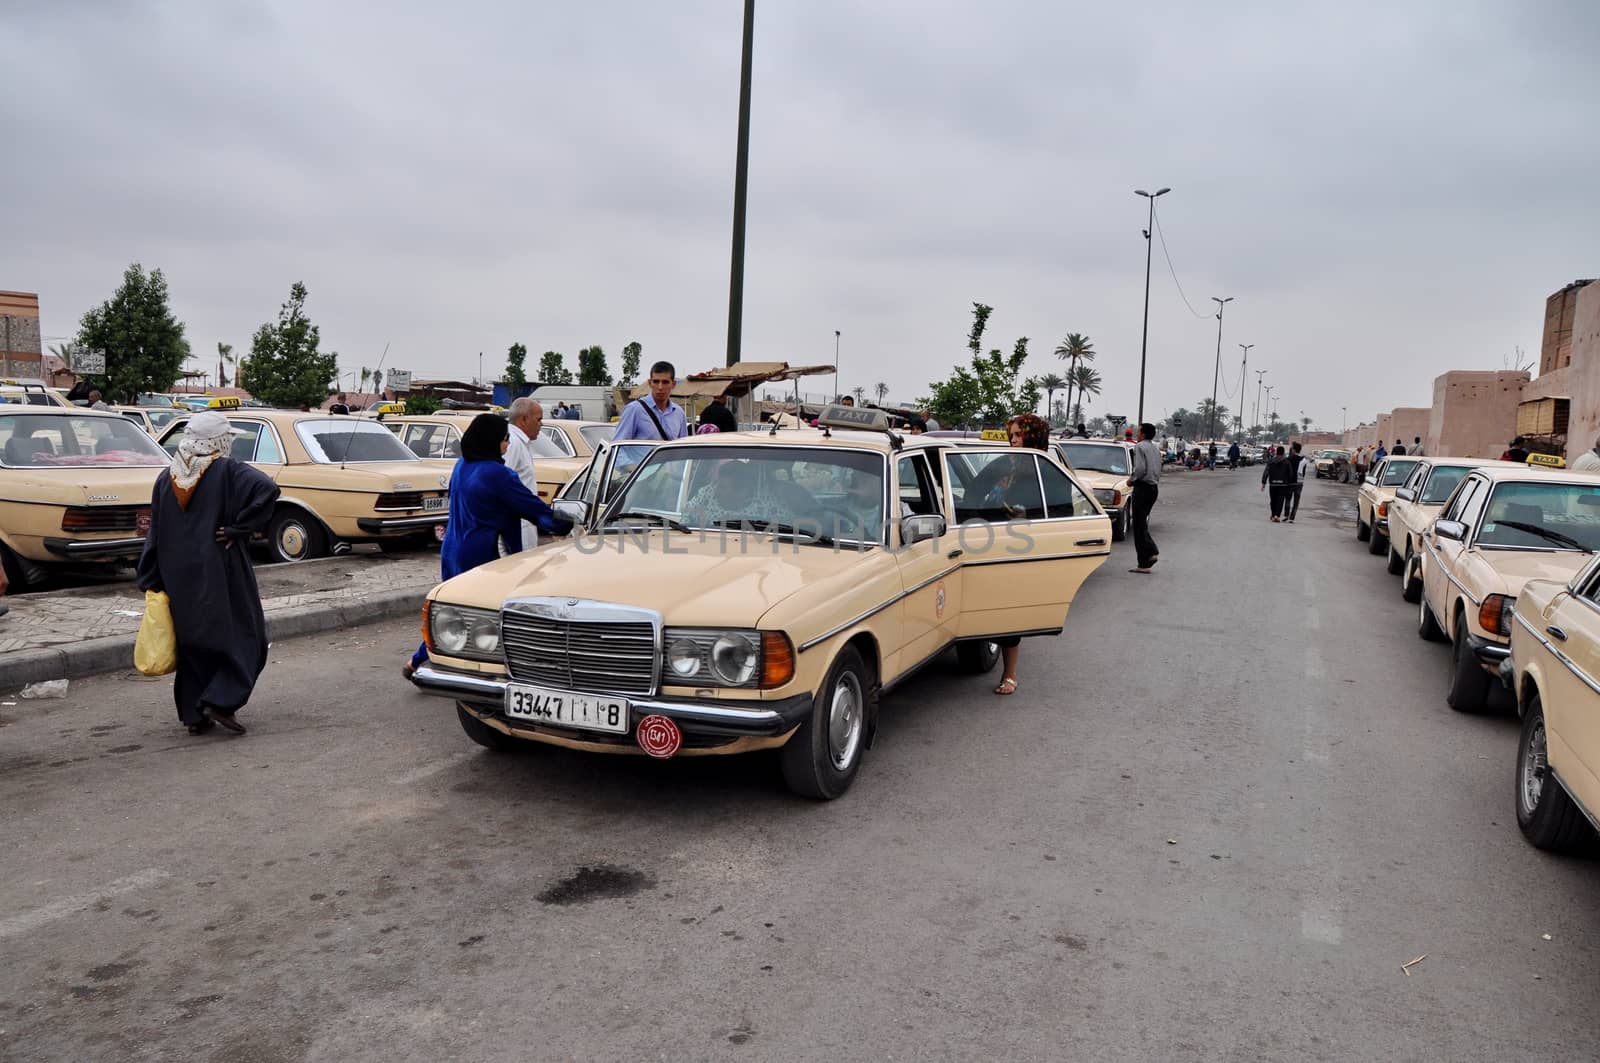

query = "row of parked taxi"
[{"left": 1354, "top": 452, "right": 1600, "bottom": 853}]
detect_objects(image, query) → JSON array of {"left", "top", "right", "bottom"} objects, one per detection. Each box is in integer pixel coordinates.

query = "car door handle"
[
  {"left": 1076, "top": 538, "right": 1107, "bottom": 547},
  {"left": 1547, "top": 626, "right": 1569, "bottom": 642},
  {"left": 947, "top": 549, "right": 964, "bottom": 559}
]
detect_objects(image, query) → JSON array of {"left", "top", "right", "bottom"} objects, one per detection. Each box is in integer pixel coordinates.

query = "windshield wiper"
[
  {"left": 710, "top": 518, "right": 839, "bottom": 546},
  {"left": 608, "top": 510, "right": 691, "bottom": 534},
  {"left": 1492, "top": 520, "right": 1590, "bottom": 552}
]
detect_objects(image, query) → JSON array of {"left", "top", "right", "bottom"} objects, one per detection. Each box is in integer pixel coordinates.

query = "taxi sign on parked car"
[
  {"left": 817, "top": 404, "right": 892, "bottom": 432},
  {"left": 374, "top": 402, "right": 408, "bottom": 415},
  {"left": 1528, "top": 452, "right": 1566, "bottom": 469},
  {"left": 979, "top": 428, "right": 1009, "bottom": 441}
]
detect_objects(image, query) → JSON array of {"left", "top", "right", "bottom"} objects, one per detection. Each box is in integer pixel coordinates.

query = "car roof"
[
  {"left": 1414, "top": 457, "right": 1519, "bottom": 470},
  {"left": 1467, "top": 465, "right": 1600, "bottom": 485},
  {"left": 0, "top": 404, "right": 125, "bottom": 419}
]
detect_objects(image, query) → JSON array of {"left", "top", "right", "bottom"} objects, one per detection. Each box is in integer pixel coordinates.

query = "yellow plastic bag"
[{"left": 134, "top": 590, "right": 178, "bottom": 676}]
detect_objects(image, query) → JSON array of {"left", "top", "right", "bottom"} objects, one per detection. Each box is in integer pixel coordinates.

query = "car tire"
[
  {"left": 1387, "top": 540, "right": 1405, "bottom": 575},
  {"left": 267, "top": 507, "right": 328, "bottom": 564},
  {"left": 1367, "top": 523, "right": 1387, "bottom": 555},
  {"left": 1516, "top": 692, "right": 1592, "bottom": 852},
  {"left": 0, "top": 543, "right": 26, "bottom": 593},
  {"left": 1418, "top": 592, "right": 1445, "bottom": 643},
  {"left": 955, "top": 640, "right": 1000, "bottom": 675},
  {"left": 1446, "top": 611, "right": 1491, "bottom": 713},
  {"left": 1356, "top": 511, "right": 1371, "bottom": 542},
  {"left": 1401, "top": 547, "right": 1422, "bottom": 603},
  {"left": 456, "top": 703, "right": 519, "bottom": 752},
  {"left": 1111, "top": 509, "right": 1127, "bottom": 542},
  {"left": 780, "top": 645, "right": 872, "bottom": 800}
]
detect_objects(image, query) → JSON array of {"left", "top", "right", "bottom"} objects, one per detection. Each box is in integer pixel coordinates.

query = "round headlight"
[
  {"left": 470, "top": 618, "right": 500, "bottom": 655},
  {"left": 668, "top": 638, "right": 702, "bottom": 678},
  {"left": 710, "top": 633, "right": 758, "bottom": 685},
  {"left": 433, "top": 606, "right": 468, "bottom": 654},
  {"left": 1093, "top": 488, "right": 1115, "bottom": 504}
]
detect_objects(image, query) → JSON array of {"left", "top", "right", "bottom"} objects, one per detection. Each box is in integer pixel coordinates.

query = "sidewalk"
[{"left": 0, "top": 554, "right": 439, "bottom": 690}]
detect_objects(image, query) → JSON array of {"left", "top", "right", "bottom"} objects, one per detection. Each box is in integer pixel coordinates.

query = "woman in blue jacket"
[{"left": 405, "top": 413, "right": 571, "bottom": 677}]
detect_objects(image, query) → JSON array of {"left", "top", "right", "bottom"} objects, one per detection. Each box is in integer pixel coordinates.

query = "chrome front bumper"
[
  {"left": 356, "top": 514, "right": 448, "bottom": 534},
  {"left": 410, "top": 663, "right": 813, "bottom": 738}
]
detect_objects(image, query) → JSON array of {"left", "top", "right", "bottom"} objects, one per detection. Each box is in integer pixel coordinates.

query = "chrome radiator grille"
[{"left": 501, "top": 611, "right": 657, "bottom": 695}]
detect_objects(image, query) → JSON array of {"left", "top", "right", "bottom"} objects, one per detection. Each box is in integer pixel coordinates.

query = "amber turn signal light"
[
  {"left": 421, "top": 599, "right": 434, "bottom": 653},
  {"left": 1479, "top": 594, "right": 1513, "bottom": 638},
  {"left": 760, "top": 632, "right": 796, "bottom": 689}
]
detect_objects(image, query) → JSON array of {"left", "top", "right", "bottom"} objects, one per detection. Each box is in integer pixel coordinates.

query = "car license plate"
[
  {"left": 505, "top": 683, "right": 629, "bottom": 733},
  {"left": 423, "top": 495, "right": 447, "bottom": 511}
]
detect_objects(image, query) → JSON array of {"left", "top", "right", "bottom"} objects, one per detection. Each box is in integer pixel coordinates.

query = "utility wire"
[{"left": 1152, "top": 203, "right": 1212, "bottom": 320}]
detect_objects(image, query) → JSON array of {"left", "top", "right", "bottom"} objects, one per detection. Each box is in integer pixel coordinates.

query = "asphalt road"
[{"left": 2, "top": 468, "right": 1595, "bottom": 1062}]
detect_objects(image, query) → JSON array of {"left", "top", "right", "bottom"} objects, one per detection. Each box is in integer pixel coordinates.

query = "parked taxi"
[
  {"left": 1387, "top": 458, "right": 1514, "bottom": 598},
  {"left": 1052, "top": 438, "right": 1133, "bottom": 541},
  {"left": 410, "top": 406, "right": 1112, "bottom": 799},
  {"left": 378, "top": 409, "right": 586, "bottom": 501},
  {"left": 157, "top": 409, "right": 451, "bottom": 562},
  {"left": 1355, "top": 455, "right": 1420, "bottom": 554},
  {"left": 1, "top": 379, "right": 73, "bottom": 408},
  {"left": 113, "top": 404, "right": 186, "bottom": 436},
  {"left": 1504, "top": 555, "right": 1600, "bottom": 852},
  {"left": 538, "top": 417, "right": 616, "bottom": 460},
  {"left": 1417, "top": 466, "right": 1600, "bottom": 713},
  {"left": 0, "top": 406, "right": 170, "bottom": 587}
]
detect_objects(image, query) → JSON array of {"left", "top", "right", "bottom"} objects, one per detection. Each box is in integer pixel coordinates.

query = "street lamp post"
[
  {"left": 1235, "top": 343, "right": 1254, "bottom": 438},
  {"left": 833, "top": 329, "right": 841, "bottom": 402},
  {"left": 1265, "top": 385, "right": 1276, "bottom": 439},
  {"left": 1342, "top": 406, "right": 1347, "bottom": 435},
  {"left": 1134, "top": 187, "right": 1170, "bottom": 426},
  {"left": 1253, "top": 369, "right": 1267, "bottom": 440},
  {"left": 725, "top": 0, "right": 756, "bottom": 368},
  {"left": 1207, "top": 296, "right": 1233, "bottom": 439}
]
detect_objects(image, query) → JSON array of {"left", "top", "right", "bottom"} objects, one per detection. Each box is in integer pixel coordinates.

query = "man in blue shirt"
[{"left": 613, "top": 361, "right": 689, "bottom": 441}]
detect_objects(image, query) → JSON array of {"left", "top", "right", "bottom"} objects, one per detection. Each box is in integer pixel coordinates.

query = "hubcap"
[
  {"left": 279, "top": 522, "right": 307, "bottom": 559},
  {"left": 1521, "top": 716, "right": 1548, "bottom": 816},
  {"left": 826, "top": 672, "right": 864, "bottom": 771}
]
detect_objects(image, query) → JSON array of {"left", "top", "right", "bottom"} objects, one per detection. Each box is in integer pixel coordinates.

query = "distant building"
[
  {"left": 0, "top": 291, "right": 42, "bottom": 378},
  {"left": 1427, "top": 370, "right": 1530, "bottom": 458},
  {"left": 1540, "top": 279, "right": 1594, "bottom": 375},
  {"left": 1523, "top": 278, "right": 1600, "bottom": 462}
]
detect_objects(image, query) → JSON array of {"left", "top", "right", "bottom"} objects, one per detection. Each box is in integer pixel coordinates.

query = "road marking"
[
  {"left": 1301, "top": 908, "right": 1343, "bottom": 944},
  {"left": 393, "top": 751, "right": 474, "bottom": 787},
  {"left": 0, "top": 868, "right": 169, "bottom": 939}
]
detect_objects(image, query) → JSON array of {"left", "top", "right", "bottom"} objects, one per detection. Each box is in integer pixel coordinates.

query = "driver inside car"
[{"left": 686, "top": 459, "right": 798, "bottom": 527}]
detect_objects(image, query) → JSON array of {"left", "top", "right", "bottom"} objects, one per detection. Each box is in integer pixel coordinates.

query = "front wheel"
[
  {"left": 955, "top": 640, "right": 1000, "bottom": 675},
  {"left": 1387, "top": 540, "right": 1406, "bottom": 575},
  {"left": 0, "top": 543, "right": 26, "bottom": 593},
  {"left": 1418, "top": 592, "right": 1445, "bottom": 642},
  {"left": 267, "top": 507, "right": 328, "bottom": 563},
  {"left": 1367, "top": 523, "right": 1387, "bottom": 555},
  {"left": 456, "top": 703, "right": 519, "bottom": 752},
  {"left": 1516, "top": 693, "right": 1592, "bottom": 852},
  {"left": 1446, "top": 615, "right": 1491, "bottom": 713},
  {"left": 1356, "top": 510, "right": 1371, "bottom": 542},
  {"left": 1401, "top": 548, "right": 1423, "bottom": 603},
  {"left": 780, "top": 645, "right": 872, "bottom": 800}
]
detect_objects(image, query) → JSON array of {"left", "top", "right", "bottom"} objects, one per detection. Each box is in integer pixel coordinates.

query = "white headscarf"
[{"left": 170, "top": 411, "right": 232, "bottom": 494}]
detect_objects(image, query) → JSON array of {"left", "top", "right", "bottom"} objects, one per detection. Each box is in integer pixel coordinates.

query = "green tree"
[
  {"left": 1301, "top": 416, "right": 1313, "bottom": 434},
  {"left": 577, "top": 345, "right": 613, "bottom": 386},
  {"left": 917, "top": 303, "right": 1041, "bottom": 428},
  {"left": 1197, "top": 397, "right": 1230, "bottom": 438},
  {"left": 873, "top": 381, "right": 889, "bottom": 405},
  {"left": 1070, "top": 365, "right": 1102, "bottom": 416},
  {"left": 215, "top": 342, "right": 236, "bottom": 388},
  {"left": 1053, "top": 333, "right": 1095, "bottom": 427},
  {"left": 538, "top": 350, "right": 573, "bottom": 384},
  {"left": 851, "top": 385, "right": 867, "bottom": 403},
  {"left": 244, "top": 282, "right": 339, "bottom": 409},
  {"left": 620, "top": 341, "right": 643, "bottom": 386},
  {"left": 74, "top": 262, "right": 190, "bottom": 402},
  {"left": 505, "top": 342, "right": 528, "bottom": 393},
  {"left": 405, "top": 392, "right": 443, "bottom": 415},
  {"left": 1037, "top": 372, "right": 1067, "bottom": 423},
  {"left": 1086, "top": 415, "right": 1108, "bottom": 436}
]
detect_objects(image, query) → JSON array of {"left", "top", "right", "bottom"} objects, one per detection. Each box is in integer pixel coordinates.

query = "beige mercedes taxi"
[
  {"left": 1355, "top": 455, "right": 1421, "bottom": 554},
  {"left": 538, "top": 417, "right": 615, "bottom": 461},
  {"left": 379, "top": 408, "right": 588, "bottom": 501},
  {"left": 410, "top": 406, "right": 1112, "bottom": 799},
  {"left": 1387, "top": 457, "right": 1515, "bottom": 599},
  {"left": 0, "top": 406, "right": 169, "bottom": 588},
  {"left": 113, "top": 404, "right": 186, "bottom": 436},
  {"left": 1052, "top": 438, "right": 1133, "bottom": 541},
  {"left": 1417, "top": 466, "right": 1600, "bottom": 713},
  {"left": 158, "top": 410, "right": 451, "bottom": 562}
]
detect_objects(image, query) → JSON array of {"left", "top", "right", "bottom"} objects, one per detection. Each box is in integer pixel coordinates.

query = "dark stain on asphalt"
[
  {"left": 1054, "top": 934, "right": 1089, "bottom": 951},
  {"left": 86, "top": 961, "right": 137, "bottom": 982},
  {"left": 727, "top": 1022, "right": 756, "bottom": 1045},
  {"left": 459, "top": 935, "right": 486, "bottom": 947},
  {"left": 538, "top": 865, "right": 656, "bottom": 906},
  {"left": 105, "top": 745, "right": 143, "bottom": 755}
]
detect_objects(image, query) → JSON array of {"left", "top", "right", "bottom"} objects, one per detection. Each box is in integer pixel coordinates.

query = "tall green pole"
[{"left": 725, "top": 0, "right": 755, "bottom": 368}]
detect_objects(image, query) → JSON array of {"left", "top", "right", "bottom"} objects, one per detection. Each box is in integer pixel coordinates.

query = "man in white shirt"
[{"left": 505, "top": 398, "right": 545, "bottom": 549}]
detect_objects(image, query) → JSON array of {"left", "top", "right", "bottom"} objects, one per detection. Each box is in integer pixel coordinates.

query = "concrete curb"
[{"left": 0, "top": 586, "right": 427, "bottom": 693}]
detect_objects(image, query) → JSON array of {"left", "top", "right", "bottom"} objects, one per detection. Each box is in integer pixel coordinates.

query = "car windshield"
[
  {"left": 580, "top": 424, "right": 615, "bottom": 450},
  {"left": 146, "top": 408, "right": 182, "bottom": 429},
  {"left": 0, "top": 413, "right": 169, "bottom": 467},
  {"left": 1421, "top": 466, "right": 1472, "bottom": 505},
  {"left": 601, "top": 444, "right": 887, "bottom": 545},
  {"left": 1476, "top": 482, "right": 1600, "bottom": 551},
  {"left": 1381, "top": 460, "right": 1418, "bottom": 485},
  {"left": 295, "top": 419, "right": 417, "bottom": 463},
  {"left": 1055, "top": 443, "right": 1128, "bottom": 475}
]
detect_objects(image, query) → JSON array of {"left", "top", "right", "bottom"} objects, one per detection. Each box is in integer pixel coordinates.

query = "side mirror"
[
  {"left": 552, "top": 499, "right": 589, "bottom": 526},
  {"left": 901, "top": 513, "right": 946, "bottom": 546},
  {"left": 1395, "top": 487, "right": 1416, "bottom": 502},
  {"left": 1434, "top": 519, "right": 1467, "bottom": 542}
]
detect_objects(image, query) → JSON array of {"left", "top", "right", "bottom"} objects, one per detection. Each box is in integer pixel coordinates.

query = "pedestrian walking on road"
[
  {"left": 407, "top": 414, "right": 573, "bottom": 679},
  {"left": 1411, "top": 436, "right": 1424, "bottom": 456},
  {"left": 136, "top": 411, "right": 281, "bottom": 736},
  {"left": 1284, "top": 442, "right": 1311, "bottom": 522},
  {"left": 1227, "top": 440, "right": 1240, "bottom": 470},
  {"left": 1130, "top": 422, "right": 1161, "bottom": 575},
  {"left": 1391, "top": 439, "right": 1407, "bottom": 455},
  {"left": 991, "top": 413, "right": 1052, "bottom": 696},
  {"left": 1261, "top": 446, "right": 1294, "bottom": 521}
]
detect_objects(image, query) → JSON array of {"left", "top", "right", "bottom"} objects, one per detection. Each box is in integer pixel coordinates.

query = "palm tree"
[
  {"left": 851, "top": 385, "right": 867, "bottom": 404},
  {"left": 1198, "top": 397, "right": 1229, "bottom": 438},
  {"left": 1300, "top": 416, "right": 1313, "bottom": 435},
  {"left": 1036, "top": 372, "right": 1067, "bottom": 424},
  {"left": 1069, "top": 365, "right": 1102, "bottom": 423},
  {"left": 1053, "top": 334, "right": 1095, "bottom": 424},
  {"left": 873, "top": 381, "right": 889, "bottom": 405},
  {"left": 216, "top": 341, "right": 235, "bottom": 388}
]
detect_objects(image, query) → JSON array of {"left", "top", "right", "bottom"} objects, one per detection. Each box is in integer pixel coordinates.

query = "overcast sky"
[{"left": 4, "top": 0, "right": 1597, "bottom": 429}]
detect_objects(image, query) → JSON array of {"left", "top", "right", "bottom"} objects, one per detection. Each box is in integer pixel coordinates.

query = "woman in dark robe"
[
  {"left": 137, "top": 411, "right": 281, "bottom": 735},
  {"left": 405, "top": 414, "right": 572, "bottom": 678}
]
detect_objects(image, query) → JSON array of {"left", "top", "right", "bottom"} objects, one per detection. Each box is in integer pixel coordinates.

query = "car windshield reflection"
[
  {"left": 1478, "top": 483, "right": 1600, "bottom": 552},
  {"left": 1055, "top": 443, "right": 1129, "bottom": 475}
]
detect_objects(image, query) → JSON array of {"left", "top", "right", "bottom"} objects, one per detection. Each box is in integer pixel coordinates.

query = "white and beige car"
[
  {"left": 379, "top": 410, "right": 586, "bottom": 502},
  {"left": 1505, "top": 555, "right": 1600, "bottom": 852},
  {"left": 538, "top": 418, "right": 616, "bottom": 461},
  {"left": 0, "top": 406, "right": 169, "bottom": 587},
  {"left": 113, "top": 404, "right": 186, "bottom": 436},
  {"left": 1355, "top": 455, "right": 1421, "bottom": 554},
  {"left": 1387, "top": 458, "right": 1514, "bottom": 598},
  {"left": 1052, "top": 439, "right": 1133, "bottom": 541},
  {"left": 1417, "top": 467, "right": 1600, "bottom": 713},
  {"left": 411, "top": 407, "right": 1112, "bottom": 798},
  {"left": 158, "top": 410, "right": 452, "bottom": 562}
]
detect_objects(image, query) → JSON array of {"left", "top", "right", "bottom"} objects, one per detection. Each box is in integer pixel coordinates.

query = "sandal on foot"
[
  {"left": 204, "top": 707, "right": 247, "bottom": 735},
  {"left": 994, "top": 677, "right": 1018, "bottom": 696}
]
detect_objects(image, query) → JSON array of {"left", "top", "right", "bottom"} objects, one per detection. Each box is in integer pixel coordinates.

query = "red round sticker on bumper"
[{"left": 636, "top": 714, "right": 682, "bottom": 759}]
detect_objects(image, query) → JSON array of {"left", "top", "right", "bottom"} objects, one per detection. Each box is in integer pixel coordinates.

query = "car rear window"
[
  {"left": 0, "top": 413, "right": 168, "bottom": 467},
  {"left": 295, "top": 419, "right": 417, "bottom": 463}
]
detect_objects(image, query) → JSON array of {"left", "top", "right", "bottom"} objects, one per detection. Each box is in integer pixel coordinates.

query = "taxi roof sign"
[
  {"left": 817, "top": 404, "right": 891, "bottom": 432},
  {"left": 375, "top": 402, "right": 407, "bottom": 415},
  {"left": 206, "top": 396, "right": 243, "bottom": 409},
  {"left": 979, "top": 428, "right": 1008, "bottom": 441},
  {"left": 1528, "top": 452, "right": 1566, "bottom": 469}
]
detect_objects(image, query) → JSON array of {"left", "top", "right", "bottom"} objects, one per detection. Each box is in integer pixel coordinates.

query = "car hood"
[
  {"left": 1474, "top": 549, "right": 1591, "bottom": 597},
  {"left": 1, "top": 465, "right": 164, "bottom": 504},
  {"left": 432, "top": 531, "right": 874, "bottom": 627},
  {"left": 278, "top": 461, "right": 451, "bottom": 491},
  {"left": 1069, "top": 469, "right": 1130, "bottom": 491}
]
